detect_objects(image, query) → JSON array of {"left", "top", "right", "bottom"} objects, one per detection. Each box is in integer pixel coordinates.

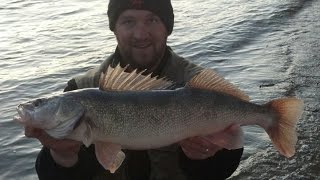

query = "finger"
[
  {"left": 182, "top": 136, "right": 216, "bottom": 151},
  {"left": 182, "top": 141, "right": 218, "bottom": 156},
  {"left": 37, "top": 132, "right": 81, "bottom": 153},
  {"left": 180, "top": 140, "right": 202, "bottom": 153},
  {"left": 180, "top": 139, "right": 211, "bottom": 157},
  {"left": 24, "top": 129, "right": 80, "bottom": 154},
  {"left": 24, "top": 126, "right": 43, "bottom": 138},
  {"left": 180, "top": 138, "right": 207, "bottom": 152},
  {"left": 181, "top": 142, "right": 220, "bottom": 160},
  {"left": 181, "top": 146, "right": 208, "bottom": 160},
  {"left": 180, "top": 137, "right": 222, "bottom": 159},
  {"left": 24, "top": 126, "right": 81, "bottom": 155},
  {"left": 191, "top": 136, "right": 214, "bottom": 147},
  {"left": 192, "top": 136, "right": 223, "bottom": 155},
  {"left": 182, "top": 147, "right": 213, "bottom": 160}
]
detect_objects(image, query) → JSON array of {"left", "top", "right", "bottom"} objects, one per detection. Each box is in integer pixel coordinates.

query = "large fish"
[{"left": 14, "top": 65, "right": 304, "bottom": 173}]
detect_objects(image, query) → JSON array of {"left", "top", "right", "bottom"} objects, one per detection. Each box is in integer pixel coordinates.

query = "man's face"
[{"left": 114, "top": 9, "right": 168, "bottom": 69}]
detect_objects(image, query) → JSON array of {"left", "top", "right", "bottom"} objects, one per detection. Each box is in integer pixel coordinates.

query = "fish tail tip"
[{"left": 266, "top": 97, "right": 304, "bottom": 158}]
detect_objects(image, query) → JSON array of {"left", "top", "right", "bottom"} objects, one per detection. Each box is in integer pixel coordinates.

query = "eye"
[
  {"left": 124, "top": 19, "right": 134, "bottom": 24},
  {"left": 34, "top": 99, "right": 42, "bottom": 107},
  {"left": 120, "top": 19, "right": 135, "bottom": 27},
  {"left": 147, "top": 16, "right": 160, "bottom": 24},
  {"left": 150, "top": 17, "right": 159, "bottom": 23}
]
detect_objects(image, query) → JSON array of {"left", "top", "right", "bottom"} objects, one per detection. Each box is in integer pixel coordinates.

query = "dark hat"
[{"left": 107, "top": 0, "right": 174, "bottom": 35}]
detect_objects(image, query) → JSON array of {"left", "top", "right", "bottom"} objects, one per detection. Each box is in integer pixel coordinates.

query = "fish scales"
[
  {"left": 61, "top": 87, "right": 272, "bottom": 149},
  {"left": 14, "top": 65, "right": 304, "bottom": 173}
]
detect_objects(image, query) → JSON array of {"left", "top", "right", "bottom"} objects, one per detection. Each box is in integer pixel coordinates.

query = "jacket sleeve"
[
  {"left": 35, "top": 145, "right": 104, "bottom": 180},
  {"left": 179, "top": 147, "right": 243, "bottom": 180}
]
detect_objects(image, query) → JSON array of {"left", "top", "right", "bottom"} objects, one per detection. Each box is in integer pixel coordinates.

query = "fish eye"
[{"left": 34, "top": 99, "right": 42, "bottom": 107}]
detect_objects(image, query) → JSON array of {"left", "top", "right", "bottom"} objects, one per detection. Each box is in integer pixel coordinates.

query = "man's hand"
[
  {"left": 25, "top": 126, "right": 81, "bottom": 167},
  {"left": 179, "top": 136, "right": 222, "bottom": 160}
]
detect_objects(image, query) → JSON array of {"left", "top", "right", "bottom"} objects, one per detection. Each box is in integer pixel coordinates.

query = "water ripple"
[{"left": 0, "top": 0, "right": 318, "bottom": 179}]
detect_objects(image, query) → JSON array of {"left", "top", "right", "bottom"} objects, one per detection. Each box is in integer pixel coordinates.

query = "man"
[{"left": 25, "top": 0, "right": 243, "bottom": 179}]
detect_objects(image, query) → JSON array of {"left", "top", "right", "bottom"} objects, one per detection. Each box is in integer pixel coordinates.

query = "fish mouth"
[{"left": 13, "top": 105, "right": 32, "bottom": 125}]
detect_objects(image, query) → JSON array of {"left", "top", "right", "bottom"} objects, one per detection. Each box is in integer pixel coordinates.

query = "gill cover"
[
  {"left": 24, "top": 97, "right": 61, "bottom": 129},
  {"left": 44, "top": 95, "right": 85, "bottom": 139}
]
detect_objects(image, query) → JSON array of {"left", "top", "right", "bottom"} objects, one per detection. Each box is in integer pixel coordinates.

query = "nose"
[{"left": 132, "top": 23, "right": 150, "bottom": 40}]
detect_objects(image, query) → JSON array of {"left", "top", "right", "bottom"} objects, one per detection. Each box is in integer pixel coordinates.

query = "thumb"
[{"left": 24, "top": 126, "right": 43, "bottom": 138}]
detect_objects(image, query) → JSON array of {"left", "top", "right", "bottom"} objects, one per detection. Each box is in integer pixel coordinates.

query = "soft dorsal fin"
[
  {"left": 187, "top": 69, "right": 250, "bottom": 101},
  {"left": 99, "top": 64, "right": 173, "bottom": 91}
]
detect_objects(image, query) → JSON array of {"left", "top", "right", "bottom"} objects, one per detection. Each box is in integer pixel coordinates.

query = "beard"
[{"left": 118, "top": 41, "right": 167, "bottom": 70}]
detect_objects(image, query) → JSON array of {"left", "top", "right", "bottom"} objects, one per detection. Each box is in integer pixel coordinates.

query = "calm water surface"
[{"left": 0, "top": 0, "right": 319, "bottom": 179}]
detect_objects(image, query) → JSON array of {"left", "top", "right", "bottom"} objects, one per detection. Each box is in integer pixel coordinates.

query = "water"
[{"left": 1, "top": 0, "right": 319, "bottom": 179}]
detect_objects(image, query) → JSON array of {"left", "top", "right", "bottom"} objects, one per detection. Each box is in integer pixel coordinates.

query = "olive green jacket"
[{"left": 73, "top": 48, "right": 202, "bottom": 90}]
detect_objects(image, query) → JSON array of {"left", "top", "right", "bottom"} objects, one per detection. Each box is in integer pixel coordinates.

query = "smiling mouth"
[{"left": 133, "top": 42, "right": 152, "bottom": 49}]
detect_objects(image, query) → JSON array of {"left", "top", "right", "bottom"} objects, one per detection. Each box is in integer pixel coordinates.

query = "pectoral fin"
[{"left": 95, "top": 142, "right": 125, "bottom": 173}]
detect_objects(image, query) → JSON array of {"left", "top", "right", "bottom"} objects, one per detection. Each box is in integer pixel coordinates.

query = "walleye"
[{"left": 14, "top": 65, "right": 304, "bottom": 173}]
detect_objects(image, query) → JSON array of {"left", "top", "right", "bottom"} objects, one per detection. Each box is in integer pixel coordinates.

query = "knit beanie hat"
[{"left": 107, "top": 0, "right": 174, "bottom": 35}]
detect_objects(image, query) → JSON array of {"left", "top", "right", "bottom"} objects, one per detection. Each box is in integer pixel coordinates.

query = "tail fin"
[{"left": 266, "top": 98, "right": 304, "bottom": 158}]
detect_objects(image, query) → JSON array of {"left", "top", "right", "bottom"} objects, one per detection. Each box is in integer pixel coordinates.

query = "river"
[{"left": 0, "top": 0, "right": 319, "bottom": 179}]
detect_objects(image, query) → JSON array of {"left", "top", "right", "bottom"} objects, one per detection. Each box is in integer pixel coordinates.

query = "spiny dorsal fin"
[
  {"left": 99, "top": 64, "right": 173, "bottom": 91},
  {"left": 187, "top": 69, "right": 250, "bottom": 101}
]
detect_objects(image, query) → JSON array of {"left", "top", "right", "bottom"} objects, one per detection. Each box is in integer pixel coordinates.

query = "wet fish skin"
[
  {"left": 77, "top": 88, "right": 267, "bottom": 149},
  {"left": 74, "top": 88, "right": 236, "bottom": 148},
  {"left": 14, "top": 65, "right": 304, "bottom": 172},
  {"left": 16, "top": 86, "right": 300, "bottom": 153}
]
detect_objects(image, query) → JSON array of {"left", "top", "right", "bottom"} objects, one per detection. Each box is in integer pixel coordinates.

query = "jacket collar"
[{"left": 110, "top": 46, "right": 172, "bottom": 77}]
